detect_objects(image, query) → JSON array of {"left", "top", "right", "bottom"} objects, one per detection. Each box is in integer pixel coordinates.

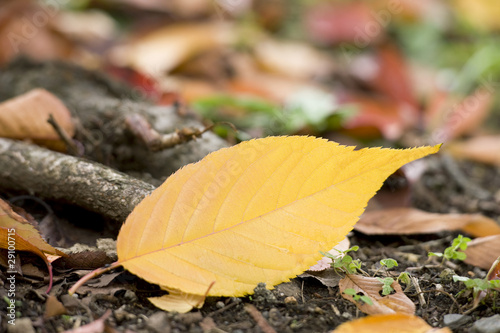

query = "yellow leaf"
[
  {"left": 339, "top": 274, "right": 415, "bottom": 315},
  {"left": 148, "top": 287, "right": 206, "bottom": 313},
  {"left": 117, "top": 136, "right": 440, "bottom": 297},
  {"left": 332, "top": 313, "right": 452, "bottom": 333}
]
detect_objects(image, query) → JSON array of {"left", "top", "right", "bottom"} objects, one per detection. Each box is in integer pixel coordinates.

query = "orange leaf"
[
  {"left": 0, "top": 198, "right": 64, "bottom": 292},
  {"left": 0, "top": 89, "right": 74, "bottom": 142},
  {"left": 356, "top": 208, "right": 500, "bottom": 238},
  {"left": 464, "top": 235, "right": 500, "bottom": 270},
  {"left": 115, "top": 136, "right": 439, "bottom": 310},
  {"left": 0, "top": 199, "right": 64, "bottom": 256},
  {"left": 339, "top": 274, "right": 415, "bottom": 315},
  {"left": 332, "top": 313, "right": 452, "bottom": 333}
]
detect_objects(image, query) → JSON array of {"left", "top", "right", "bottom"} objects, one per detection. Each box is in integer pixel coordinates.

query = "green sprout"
[
  {"left": 397, "top": 272, "right": 412, "bottom": 291},
  {"left": 380, "top": 258, "right": 398, "bottom": 269},
  {"left": 453, "top": 276, "right": 500, "bottom": 298},
  {"left": 376, "top": 277, "right": 395, "bottom": 296},
  {"left": 321, "top": 246, "right": 363, "bottom": 275},
  {"left": 343, "top": 288, "right": 373, "bottom": 305},
  {"left": 429, "top": 234, "right": 471, "bottom": 263}
]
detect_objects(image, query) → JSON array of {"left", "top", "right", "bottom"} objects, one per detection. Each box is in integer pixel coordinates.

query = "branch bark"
[{"left": 0, "top": 138, "right": 154, "bottom": 223}]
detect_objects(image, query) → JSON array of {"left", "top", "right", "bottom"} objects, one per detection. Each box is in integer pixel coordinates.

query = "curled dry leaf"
[
  {"left": 332, "top": 313, "right": 452, "bottom": 333},
  {"left": 447, "top": 135, "right": 500, "bottom": 166},
  {"left": 356, "top": 208, "right": 500, "bottom": 238},
  {"left": 339, "top": 274, "right": 415, "bottom": 315},
  {"left": 0, "top": 88, "right": 74, "bottom": 147},
  {"left": 463, "top": 235, "right": 500, "bottom": 270},
  {"left": 0, "top": 198, "right": 65, "bottom": 292},
  {"left": 0, "top": 199, "right": 64, "bottom": 257}
]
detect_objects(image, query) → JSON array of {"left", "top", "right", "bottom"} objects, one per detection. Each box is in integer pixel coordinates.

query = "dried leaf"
[
  {"left": 339, "top": 274, "right": 415, "bottom": 315},
  {"left": 116, "top": 136, "right": 439, "bottom": 307},
  {"left": 447, "top": 135, "right": 500, "bottom": 166},
  {"left": 0, "top": 198, "right": 64, "bottom": 292},
  {"left": 54, "top": 250, "right": 115, "bottom": 270},
  {"left": 340, "top": 94, "right": 410, "bottom": 140},
  {"left": 148, "top": 287, "right": 206, "bottom": 314},
  {"left": 0, "top": 199, "right": 64, "bottom": 256},
  {"left": 463, "top": 235, "right": 500, "bottom": 270},
  {"left": 254, "top": 38, "right": 333, "bottom": 79},
  {"left": 109, "top": 23, "right": 233, "bottom": 76},
  {"left": 332, "top": 313, "right": 452, "bottom": 333},
  {"left": 356, "top": 208, "right": 500, "bottom": 238},
  {"left": 44, "top": 295, "right": 67, "bottom": 319},
  {"left": 0, "top": 88, "right": 74, "bottom": 145},
  {"left": 426, "top": 88, "right": 493, "bottom": 142}
]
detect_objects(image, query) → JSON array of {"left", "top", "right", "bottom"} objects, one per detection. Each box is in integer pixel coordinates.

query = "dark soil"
[{"left": 1, "top": 228, "right": 497, "bottom": 333}]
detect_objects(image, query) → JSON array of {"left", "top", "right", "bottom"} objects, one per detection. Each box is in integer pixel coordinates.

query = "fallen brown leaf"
[
  {"left": 0, "top": 88, "right": 74, "bottom": 148},
  {"left": 447, "top": 135, "right": 500, "bottom": 166},
  {"left": 44, "top": 295, "right": 67, "bottom": 319},
  {"left": 356, "top": 208, "right": 500, "bottom": 238},
  {"left": 339, "top": 274, "right": 415, "bottom": 315},
  {"left": 463, "top": 235, "right": 500, "bottom": 270}
]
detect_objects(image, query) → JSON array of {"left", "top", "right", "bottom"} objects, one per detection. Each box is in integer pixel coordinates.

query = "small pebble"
[
  {"left": 284, "top": 296, "right": 298, "bottom": 305},
  {"left": 471, "top": 314, "right": 500, "bottom": 333},
  {"left": 439, "top": 268, "right": 455, "bottom": 283},
  {"left": 216, "top": 301, "right": 225, "bottom": 309},
  {"left": 443, "top": 314, "right": 472, "bottom": 330},
  {"left": 123, "top": 290, "right": 138, "bottom": 302},
  {"left": 7, "top": 318, "right": 35, "bottom": 333},
  {"left": 342, "top": 312, "right": 352, "bottom": 319}
]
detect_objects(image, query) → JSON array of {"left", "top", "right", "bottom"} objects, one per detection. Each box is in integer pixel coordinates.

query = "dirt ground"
[{"left": 0, "top": 61, "right": 499, "bottom": 333}]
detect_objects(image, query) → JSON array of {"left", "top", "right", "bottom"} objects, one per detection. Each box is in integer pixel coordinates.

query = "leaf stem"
[{"left": 68, "top": 261, "right": 122, "bottom": 295}]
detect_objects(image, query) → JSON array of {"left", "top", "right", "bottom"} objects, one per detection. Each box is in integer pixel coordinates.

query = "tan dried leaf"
[
  {"left": 339, "top": 274, "right": 415, "bottom": 315},
  {"left": 356, "top": 208, "right": 500, "bottom": 238}
]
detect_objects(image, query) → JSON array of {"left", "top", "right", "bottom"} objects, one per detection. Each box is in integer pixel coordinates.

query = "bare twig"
[
  {"left": 125, "top": 114, "right": 234, "bottom": 152},
  {"left": 0, "top": 138, "right": 155, "bottom": 223},
  {"left": 410, "top": 289, "right": 462, "bottom": 314},
  {"left": 47, "top": 113, "right": 79, "bottom": 155},
  {"left": 244, "top": 304, "right": 277, "bottom": 333},
  {"left": 411, "top": 276, "right": 426, "bottom": 307}
]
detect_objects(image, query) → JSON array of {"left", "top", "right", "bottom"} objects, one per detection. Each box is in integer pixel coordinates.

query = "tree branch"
[{"left": 0, "top": 138, "right": 155, "bottom": 223}]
